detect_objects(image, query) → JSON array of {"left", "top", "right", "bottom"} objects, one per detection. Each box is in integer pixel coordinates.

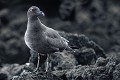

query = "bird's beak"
[
  {"left": 37, "top": 11, "right": 45, "bottom": 16},
  {"left": 41, "top": 11, "right": 45, "bottom": 16}
]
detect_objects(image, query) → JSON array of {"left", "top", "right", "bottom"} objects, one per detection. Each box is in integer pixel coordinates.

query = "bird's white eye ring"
[
  {"left": 31, "top": 7, "right": 34, "bottom": 10},
  {"left": 31, "top": 7, "right": 37, "bottom": 12}
]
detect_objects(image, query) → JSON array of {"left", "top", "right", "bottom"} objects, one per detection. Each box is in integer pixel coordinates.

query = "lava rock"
[
  {"left": 52, "top": 70, "right": 68, "bottom": 80},
  {"left": 71, "top": 48, "right": 97, "bottom": 65},
  {"left": 59, "top": 0, "right": 76, "bottom": 20},
  {"left": 113, "top": 63, "right": 120, "bottom": 80},
  {"left": 0, "top": 73, "right": 8, "bottom": 80},
  {"left": 49, "top": 51, "right": 77, "bottom": 71},
  {"left": 65, "top": 57, "right": 116, "bottom": 80},
  {"left": 11, "top": 71, "right": 62, "bottom": 80},
  {"left": 0, "top": 28, "right": 30, "bottom": 64},
  {"left": 10, "top": 56, "right": 118, "bottom": 80},
  {"left": 59, "top": 32, "right": 106, "bottom": 58},
  {"left": 95, "top": 57, "right": 108, "bottom": 66},
  {"left": 1, "top": 31, "right": 119, "bottom": 80},
  {"left": 0, "top": 63, "right": 36, "bottom": 80}
]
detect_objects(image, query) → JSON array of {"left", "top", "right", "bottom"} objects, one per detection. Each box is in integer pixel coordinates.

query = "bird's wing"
[
  {"left": 61, "top": 37, "right": 69, "bottom": 43},
  {"left": 46, "top": 36, "right": 67, "bottom": 49},
  {"left": 45, "top": 28, "right": 61, "bottom": 38},
  {"left": 44, "top": 28, "right": 69, "bottom": 49}
]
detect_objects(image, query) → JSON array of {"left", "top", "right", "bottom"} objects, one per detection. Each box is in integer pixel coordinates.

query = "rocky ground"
[
  {"left": 0, "top": 0, "right": 120, "bottom": 80},
  {"left": 0, "top": 32, "right": 119, "bottom": 80}
]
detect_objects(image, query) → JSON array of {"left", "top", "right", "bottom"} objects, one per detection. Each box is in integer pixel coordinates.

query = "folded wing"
[{"left": 44, "top": 28, "right": 69, "bottom": 50}]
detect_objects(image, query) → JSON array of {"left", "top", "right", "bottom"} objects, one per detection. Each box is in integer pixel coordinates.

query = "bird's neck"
[
  {"left": 28, "top": 16, "right": 42, "bottom": 23},
  {"left": 27, "top": 16, "right": 46, "bottom": 31}
]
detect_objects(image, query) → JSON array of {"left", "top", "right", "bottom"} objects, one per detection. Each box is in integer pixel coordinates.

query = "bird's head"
[{"left": 27, "top": 6, "right": 45, "bottom": 18}]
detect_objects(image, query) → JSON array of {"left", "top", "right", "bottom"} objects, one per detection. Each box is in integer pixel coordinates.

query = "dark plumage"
[{"left": 24, "top": 6, "right": 72, "bottom": 72}]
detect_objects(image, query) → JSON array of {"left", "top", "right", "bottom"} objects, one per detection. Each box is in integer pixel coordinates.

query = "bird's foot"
[
  {"left": 67, "top": 47, "right": 73, "bottom": 51},
  {"left": 63, "top": 49, "right": 67, "bottom": 53},
  {"left": 33, "top": 68, "right": 38, "bottom": 72},
  {"left": 45, "top": 69, "right": 51, "bottom": 74}
]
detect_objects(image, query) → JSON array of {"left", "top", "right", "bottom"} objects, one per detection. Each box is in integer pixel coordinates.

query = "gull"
[{"left": 24, "top": 6, "right": 72, "bottom": 72}]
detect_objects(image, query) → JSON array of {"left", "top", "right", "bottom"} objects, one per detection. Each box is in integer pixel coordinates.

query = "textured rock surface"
[
  {"left": 0, "top": 32, "right": 119, "bottom": 80},
  {"left": 9, "top": 32, "right": 107, "bottom": 80},
  {"left": 49, "top": 51, "right": 77, "bottom": 71},
  {"left": 53, "top": 57, "right": 116, "bottom": 80},
  {"left": 113, "top": 63, "right": 120, "bottom": 80},
  {"left": 0, "top": 0, "right": 120, "bottom": 80},
  {"left": 12, "top": 71, "right": 61, "bottom": 80}
]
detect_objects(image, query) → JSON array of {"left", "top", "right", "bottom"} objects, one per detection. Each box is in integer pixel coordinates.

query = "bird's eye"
[{"left": 31, "top": 8, "right": 37, "bottom": 12}]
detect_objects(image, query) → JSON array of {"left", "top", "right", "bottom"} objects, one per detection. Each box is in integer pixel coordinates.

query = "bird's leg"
[
  {"left": 46, "top": 54, "right": 49, "bottom": 72},
  {"left": 46, "top": 54, "right": 52, "bottom": 72},
  {"left": 34, "top": 53, "right": 40, "bottom": 72},
  {"left": 63, "top": 47, "right": 67, "bottom": 52},
  {"left": 63, "top": 46, "right": 73, "bottom": 52}
]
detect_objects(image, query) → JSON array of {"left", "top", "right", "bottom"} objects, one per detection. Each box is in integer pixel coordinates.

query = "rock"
[
  {"left": 11, "top": 71, "right": 62, "bottom": 80},
  {"left": 52, "top": 70, "right": 67, "bottom": 79},
  {"left": 65, "top": 57, "right": 116, "bottom": 80},
  {"left": 0, "top": 31, "right": 118, "bottom": 80},
  {"left": 0, "top": 28, "right": 30, "bottom": 64},
  {"left": 0, "top": 73, "right": 8, "bottom": 80},
  {"left": 10, "top": 63, "right": 35, "bottom": 76},
  {"left": 10, "top": 57, "right": 117, "bottom": 80},
  {"left": 66, "top": 65, "right": 88, "bottom": 80},
  {"left": 113, "top": 63, "right": 120, "bottom": 80},
  {"left": 59, "top": 0, "right": 76, "bottom": 20},
  {"left": 0, "top": 63, "right": 36, "bottom": 80},
  {"left": 71, "top": 48, "right": 97, "bottom": 65},
  {"left": 49, "top": 52, "right": 77, "bottom": 71},
  {"left": 95, "top": 57, "right": 108, "bottom": 66},
  {"left": 59, "top": 32, "right": 106, "bottom": 58}
]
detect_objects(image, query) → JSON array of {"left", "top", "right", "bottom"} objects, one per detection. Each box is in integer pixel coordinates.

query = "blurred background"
[{"left": 0, "top": 0, "right": 120, "bottom": 65}]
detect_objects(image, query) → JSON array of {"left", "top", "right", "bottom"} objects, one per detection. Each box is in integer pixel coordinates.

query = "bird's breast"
[{"left": 24, "top": 30, "right": 46, "bottom": 51}]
